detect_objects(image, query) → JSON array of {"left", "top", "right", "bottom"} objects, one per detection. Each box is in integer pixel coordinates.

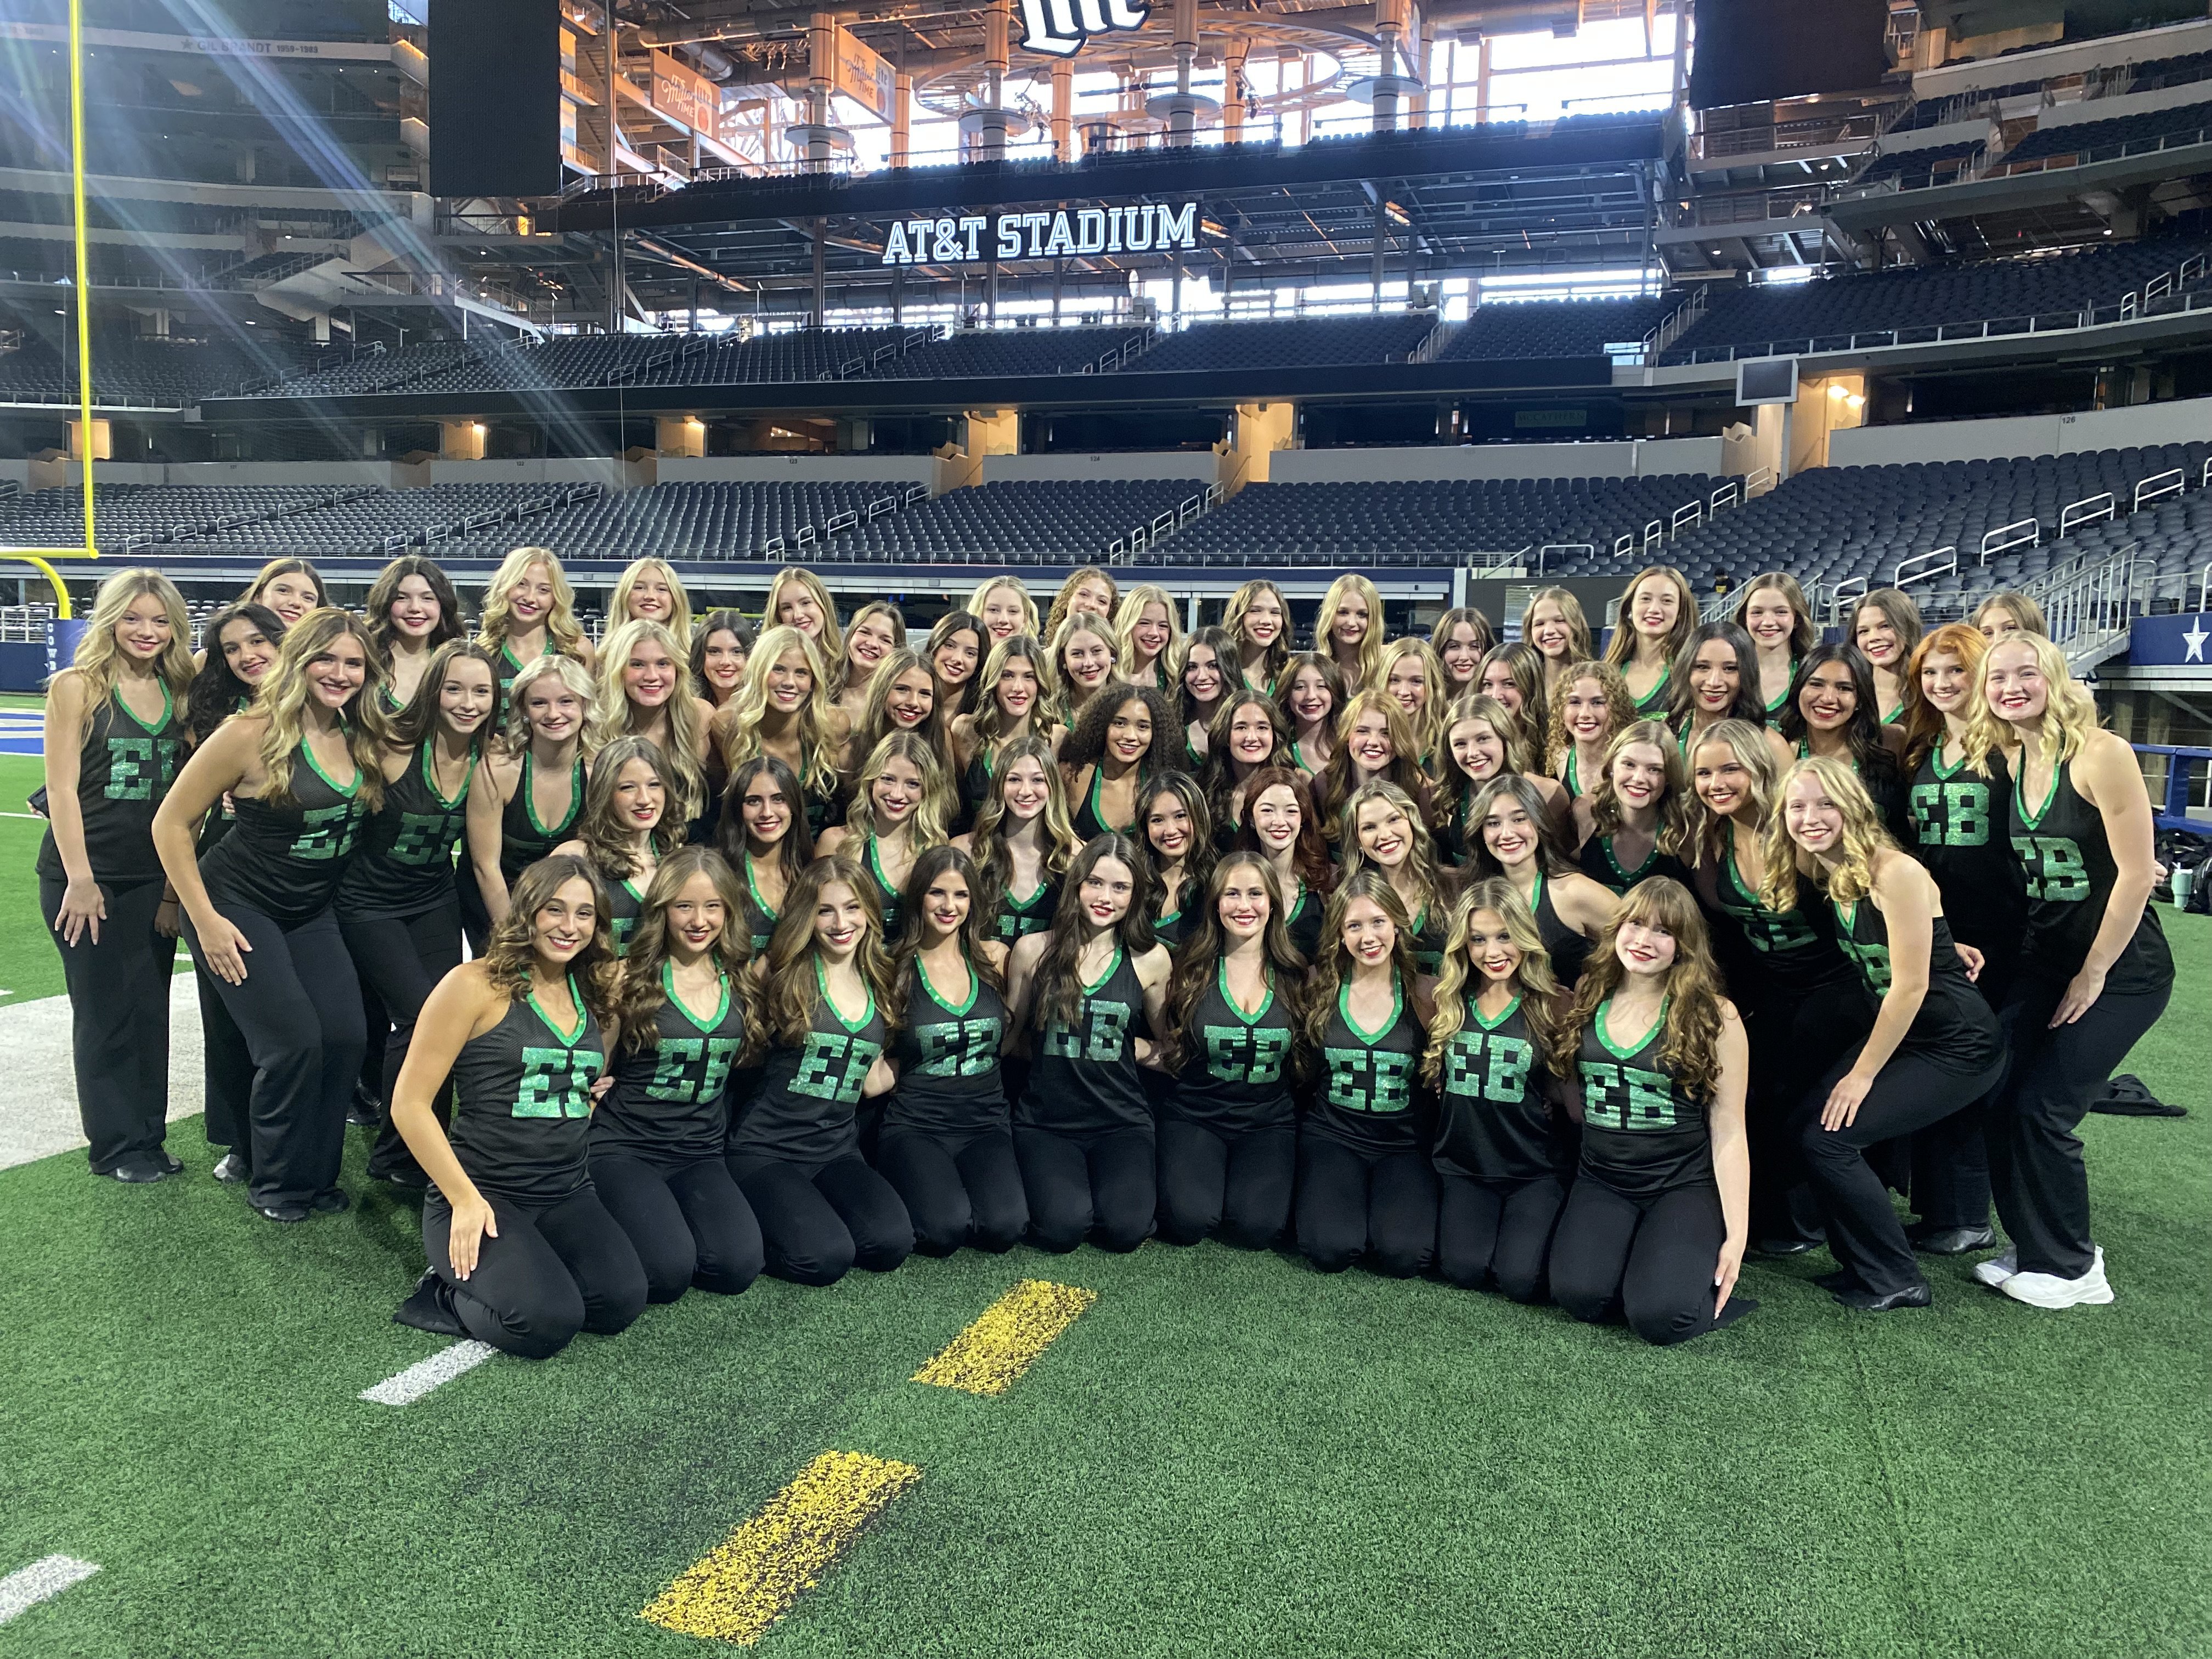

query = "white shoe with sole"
[
  {"left": 2000, "top": 1246, "right": 2114, "bottom": 1308},
  {"left": 1970, "top": 1248, "right": 2018, "bottom": 1287}
]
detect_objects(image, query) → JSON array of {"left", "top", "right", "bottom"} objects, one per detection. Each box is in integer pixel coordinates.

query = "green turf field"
[{"left": 1, "top": 917, "right": 2206, "bottom": 1657}]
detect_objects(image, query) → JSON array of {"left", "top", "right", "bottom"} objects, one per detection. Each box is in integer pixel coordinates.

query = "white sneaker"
[
  {"left": 1970, "top": 1248, "right": 2018, "bottom": 1287},
  {"left": 2000, "top": 1246, "right": 2114, "bottom": 1309}
]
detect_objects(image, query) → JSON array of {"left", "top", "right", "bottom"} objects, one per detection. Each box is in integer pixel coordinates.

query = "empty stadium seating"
[
  {"left": 1134, "top": 314, "right": 1437, "bottom": 374},
  {"left": 436, "top": 481, "right": 898, "bottom": 561},
  {"left": 2004, "top": 98, "right": 2212, "bottom": 163},
  {"left": 0, "top": 483, "right": 362, "bottom": 550},
  {"left": 1855, "top": 140, "right": 1985, "bottom": 187},
  {"left": 1435, "top": 298, "right": 1671, "bottom": 360},
  {"left": 0, "top": 334, "right": 315, "bottom": 405},
  {"left": 840, "top": 479, "right": 1199, "bottom": 561}
]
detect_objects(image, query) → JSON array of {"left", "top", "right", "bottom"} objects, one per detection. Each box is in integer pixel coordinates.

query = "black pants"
[
  {"left": 340, "top": 900, "right": 463, "bottom": 1180},
  {"left": 184, "top": 902, "right": 365, "bottom": 1211},
  {"left": 729, "top": 1154, "right": 913, "bottom": 1285},
  {"left": 1988, "top": 974, "right": 2172, "bottom": 1279},
  {"left": 1155, "top": 1118, "right": 1296, "bottom": 1249},
  {"left": 1294, "top": 1133, "right": 1438, "bottom": 1277},
  {"left": 1436, "top": 1169, "right": 1566, "bottom": 1301},
  {"left": 40, "top": 876, "right": 175, "bottom": 1173},
  {"left": 876, "top": 1128, "right": 1028, "bottom": 1255},
  {"left": 194, "top": 961, "right": 254, "bottom": 1152},
  {"left": 1553, "top": 1178, "right": 1739, "bottom": 1346},
  {"left": 1909, "top": 1096, "right": 1991, "bottom": 1231},
  {"left": 591, "top": 1152, "right": 764, "bottom": 1300},
  {"left": 1800, "top": 1047, "right": 2006, "bottom": 1297},
  {"left": 424, "top": 1187, "right": 647, "bottom": 1361},
  {"left": 1014, "top": 1125, "right": 1156, "bottom": 1252},
  {"left": 1742, "top": 987, "right": 1867, "bottom": 1244}
]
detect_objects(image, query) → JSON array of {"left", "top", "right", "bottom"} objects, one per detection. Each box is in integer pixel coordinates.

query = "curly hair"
[
  {"left": 1582, "top": 719, "right": 1689, "bottom": 855},
  {"left": 1045, "top": 567, "right": 1120, "bottom": 646},
  {"left": 504, "top": 651, "right": 598, "bottom": 759},
  {"left": 1160, "top": 852, "right": 1306, "bottom": 1074},
  {"left": 1760, "top": 754, "right": 1896, "bottom": 915},
  {"left": 1543, "top": 659, "right": 1634, "bottom": 776},
  {"left": 612, "top": 847, "right": 756, "bottom": 1056},
  {"left": 479, "top": 854, "right": 621, "bottom": 1023},
  {"left": 1423, "top": 876, "right": 1561, "bottom": 1087},
  {"left": 58, "top": 568, "right": 195, "bottom": 746},
  {"left": 476, "top": 546, "right": 586, "bottom": 662},
  {"left": 1059, "top": 683, "right": 1179, "bottom": 778},
  {"left": 759, "top": 854, "right": 898, "bottom": 1048},
  {"left": 1547, "top": 876, "right": 1726, "bottom": 1104},
  {"left": 1027, "top": 833, "right": 1156, "bottom": 1035},
  {"left": 1964, "top": 630, "right": 2103, "bottom": 777}
]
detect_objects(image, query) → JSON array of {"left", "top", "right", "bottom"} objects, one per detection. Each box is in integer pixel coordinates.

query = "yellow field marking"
[
  {"left": 911, "top": 1278, "right": 1097, "bottom": 1397},
  {"left": 639, "top": 1451, "right": 920, "bottom": 1646}
]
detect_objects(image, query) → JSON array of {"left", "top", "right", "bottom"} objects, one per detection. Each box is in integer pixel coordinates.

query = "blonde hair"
[
  {"left": 1443, "top": 692, "right": 1538, "bottom": 782},
  {"left": 1964, "top": 631, "right": 2101, "bottom": 777},
  {"left": 1314, "top": 573, "right": 1385, "bottom": 691},
  {"left": 966, "top": 575, "right": 1040, "bottom": 639},
  {"left": 1972, "top": 590, "right": 2048, "bottom": 639},
  {"left": 476, "top": 547, "right": 585, "bottom": 661},
  {"left": 1338, "top": 778, "right": 1442, "bottom": 923},
  {"left": 251, "top": 608, "right": 388, "bottom": 812},
  {"left": 1543, "top": 659, "right": 1634, "bottom": 773},
  {"left": 1679, "top": 717, "right": 1778, "bottom": 869},
  {"left": 719, "top": 624, "right": 842, "bottom": 802},
  {"left": 765, "top": 568, "right": 844, "bottom": 669},
  {"left": 1113, "top": 583, "right": 1182, "bottom": 687},
  {"left": 1601, "top": 565, "right": 1697, "bottom": 670},
  {"left": 842, "top": 729, "right": 952, "bottom": 850},
  {"left": 1522, "top": 586, "right": 1594, "bottom": 663},
  {"left": 1423, "top": 877, "right": 1561, "bottom": 1086},
  {"left": 590, "top": 618, "right": 707, "bottom": 820},
  {"left": 1761, "top": 755, "right": 1895, "bottom": 914},
  {"left": 60, "top": 568, "right": 195, "bottom": 744},
  {"left": 834, "top": 601, "right": 908, "bottom": 698},
  {"left": 506, "top": 652, "right": 599, "bottom": 757},
  {"left": 1048, "top": 608, "right": 1118, "bottom": 726},
  {"left": 1376, "top": 636, "right": 1447, "bottom": 766},
  {"left": 610, "top": 557, "right": 692, "bottom": 645},
  {"left": 1584, "top": 718, "right": 1687, "bottom": 853}
]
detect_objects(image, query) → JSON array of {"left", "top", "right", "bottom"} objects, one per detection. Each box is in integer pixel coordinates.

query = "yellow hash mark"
[
  {"left": 911, "top": 1278, "right": 1098, "bottom": 1397},
  {"left": 639, "top": 1450, "right": 921, "bottom": 1646}
]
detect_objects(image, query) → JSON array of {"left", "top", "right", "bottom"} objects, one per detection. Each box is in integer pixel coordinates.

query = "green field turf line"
[
  {"left": 360, "top": 1340, "right": 500, "bottom": 1407},
  {"left": 0, "top": 1557, "right": 99, "bottom": 1627}
]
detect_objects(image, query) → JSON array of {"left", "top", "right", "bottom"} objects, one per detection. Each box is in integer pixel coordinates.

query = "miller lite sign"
[{"left": 1019, "top": 0, "right": 1150, "bottom": 58}]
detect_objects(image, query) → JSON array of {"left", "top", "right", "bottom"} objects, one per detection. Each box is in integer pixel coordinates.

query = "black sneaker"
[
  {"left": 393, "top": 1271, "right": 466, "bottom": 1336},
  {"left": 1908, "top": 1222, "right": 1995, "bottom": 1256},
  {"left": 211, "top": 1151, "right": 249, "bottom": 1184},
  {"left": 253, "top": 1200, "right": 311, "bottom": 1223},
  {"left": 347, "top": 1085, "right": 382, "bottom": 1127},
  {"left": 105, "top": 1153, "right": 174, "bottom": 1184},
  {"left": 308, "top": 1189, "right": 351, "bottom": 1215}
]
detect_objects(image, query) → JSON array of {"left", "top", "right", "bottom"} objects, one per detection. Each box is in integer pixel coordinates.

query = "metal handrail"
[
  {"left": 1980, "top": 516, "right": 2042, "bottom": 563},
  {"left": 2059, "top": 491, "right": 2116, "bottom": 538},
  {"left": 2135, "top": 467, "right": 2185, "bottom": 510},
  {"left": 1896, "top": 545, "right": 1957, "bottom": 589}
]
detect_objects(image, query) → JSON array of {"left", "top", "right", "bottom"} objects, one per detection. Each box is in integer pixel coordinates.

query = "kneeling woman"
[
  {"left": 1547, "top": 878, "right": 1753, "bottom": 1345},
  {"left": 1424, "top": 879, "right": 1575, "bottom": 1301},
  {"left": 1295, "top": 870, "right": 1438, "bottom": 1277},
  {"left": 387, "top": 856, "right": 646, "bottom": 1359},
  {"left": 1766, "top": 758, "right": 2003, "bottom": 1311},
  {"left": 1157, "top": 853, "right": 1304, "bottom": 1248},
  {"left": 878, "top": 847, "right": 1026, "bottom": 1254},
  {"left": 725, "top": 854, "right": 913, "bottom": 1284},
  {"left": 594, "top": 847, "right": 764, "bottom": 1301},
  {"left": 1005, "top": 834, "right": 1172, "bottom": 1252}
]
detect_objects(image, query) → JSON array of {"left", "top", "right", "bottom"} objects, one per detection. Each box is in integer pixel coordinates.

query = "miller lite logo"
[{"left": 1019, "top": 0, "right": 1150, "bottom": 58}]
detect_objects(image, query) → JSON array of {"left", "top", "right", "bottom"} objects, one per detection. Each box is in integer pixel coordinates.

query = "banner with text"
[{"left": 882, "top": 202, "right": 1200, "bottom": 265}]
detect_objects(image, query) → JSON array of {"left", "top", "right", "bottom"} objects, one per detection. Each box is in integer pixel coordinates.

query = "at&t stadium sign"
[{"left": 881, "top": 202, "right": 1199, "bottom": 266}]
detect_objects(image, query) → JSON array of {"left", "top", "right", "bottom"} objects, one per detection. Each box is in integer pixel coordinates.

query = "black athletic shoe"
[
  {"left": 1909, "top": 1223, "right": 1995, "bottom": 1256},
  {"left": 155, "top": 1149, "right": 183, "bottom": 1175},
  {"left": 1752, "top": 1235, "right": 1820, "bottom": 1257},
  {"left": 308, "top": 1189, "right": 351, "bottom": 1215},
  {"left": 105, "top": 1153, "right": 174, "bottom": 1184},
  {"left": 368, "top": 1160, "right": 430, "bottom": 1192},
  {"left": 347, "top": 1086, "right": 382, "bottom": 1128},
  {"left": 393, "top": 1271, "right": 466, "bottom": 1337},
  {"left": 253, "top": 1200, "right": 311, "bottom": 1223},
  {"left": 1832, "top": 1282, "right": 1932, "bottom": 1312},
  {"left": 211, "top": 1151, "right": 249, "bottom": 1184}
]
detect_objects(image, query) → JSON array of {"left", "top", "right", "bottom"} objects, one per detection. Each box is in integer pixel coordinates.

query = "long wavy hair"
[
  {"left": 1316, "top": 690, "right": 1432, "bottom": 837},
  {"left": 479, "top": 854, "right": 620, "bottom": 1022},
  {"left": 1377, "top": 636, "right": 1448, "bottom": 765},
  {"left": 925, "top": 610, "right": 985, "bottom": 719},
  {"left": 1059, "top": 684, "right": 1179, "bottom": 778},
  {"left": 1028, "top": 833, "right": 1156, "bottom": 1034},
  {"left": 1142, "top": 769, "right": 1215, "bottom": 915},
  {"left": 1045, "top": 567, "right": 1119, "bottom": 645},
  {"left": 834, "top": 600, "right": 909, "bottom": 699},
  {"left": 1601, "top": 565, "right": 1699, "bottom": 674},
  {"left": 364, "top": 555, "right": 463, "bottom": 664},
  {"left": 1112, "top": 583, "right": 1181, "bottom": 689},
  {"left": 1899, "top": 623, "right": 1990, "bottom": 774},
  {"left": 1048, "top": 608, "right": 1119, "bottom": 728},
  {"left": 1423, "top": 877, "right": 1562, "bottom": 1086},
  {"left": 1222, "top": 578, "right": 1291, "bottom": 691},
  {"left": 476, "top": 546, "right": 586, "bottom": 661},
  {"left": 1548, "top": 876, "right": 1726, "bottom": 1103},
  {"left": 719, "top": 624, "right": 841, "bottom": 803},
  {"left": 1667, "top": 619, "right": 1768, "bottom": 730},
  {"left": 591, "top": 617, "right": 707, "bottom": 820},
  {"left": 716, "top": 753, "right": 815, "bottom": 877},
  {"left": 1779, "top": 644, "right": 1897, "bottom": 788},
  {"left": 1231, "top": 764, "right": 1335, "bottom": 894},
  {"left": 968, "top": 732, "right": 1079, "bottom": 902},
  {"left": 252, "top": 608, "right": 388, "bottom": 811},
  {"left": 187, "top": 602, "right": 285, "bottom": 744},
  {"left": 845, "top": 646, "right": 956, "bottom": 786},
  {"left": 611, "top": 556, "right": 693, "bottom": 645},
  {"left": 573, "top": 735, "right": 682, "bottom": 881},
  {"left": 387, "top": 640, "right": 500, "bottom": 759},
  {"left": 1544, "top": 658, "right": 1634, "bottom": 774},
  {"left": 841, "top": 728, "right": 953, "bottom": 849},
  {"left": 1273, "top": 650, "right": 1345, "bottom": 746},
  {"left": 1444, "top": 693, "right": 1541, "bottom": 789},
  {"left": 1762, "top": 755, "right": 1895, "bottom": 915},
  {"left": 1176, "top": 624, "right": 1242, "bottom": 728},
  {"left": 505, "top": 651, "right": 599, "bottom": 760},
  {"left": 1732, "top": 571, "right": 1818, "bottom": 662},
  {"left": 973, "top": 631, "right": 1054, "bottom": 746},
  {"left": 759, "top": 853, "right": 897, "bottom": 1047},
  {"left": 1199, "top": 689, "right": 1293, "bottom": 831},
  {"left": 966, "top": 575, "right": 1041, "bottom": 639},
  {"left": 612, "top": 847, "right": 756, "bottom": 1055},
  {"left": 1963, "top": 629, "right": 2102, "bottom": 776},
  {"left": 1297, "top": 869, "right": 1427, "bottom": 1073},
  {"left": 1431, "top": 605, "right": 1500, "bottom": 690},
  {"left": 59, "top": 568, "right": 195, "bottom": 744},
  {"left": 691, "top": 608, "right": 756, "bottom": 709},
  {"left": 1678, "top": 717, "right": 1779, "bottom": 870},
  {"left": 1583, "top": 718, "right": 1688, "bottom": 853},
  {"left": 1339, "top": 778, "right": 1445, "bottom": 927},
  {"left": 1316, "top": 572, "right": 1385, "bottom": 691},
  {"left": 1161, "top": 852, "right": 1306, "bottom": 1074},
  {"left": 765, "top": 567, "right": 845, "bottom": 670},
  {"left": 890, "top": 844, "right": 1005, "bottom": 1002},
  {"left": 1461, "top": 774, "right": 1581, "bottom": 881},
  {"left": 1520, "top": 586, "right": 1591, "bottom": 664}
]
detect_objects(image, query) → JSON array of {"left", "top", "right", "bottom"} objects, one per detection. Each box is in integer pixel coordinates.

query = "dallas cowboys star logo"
[{"left": 2184, "top": 618, "right": 2208, "bottom": 663}]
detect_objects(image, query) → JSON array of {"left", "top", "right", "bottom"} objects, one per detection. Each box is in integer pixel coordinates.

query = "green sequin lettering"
[
  {"left": 1483, "top": 1034, "right": 1534, "bottom": 1104},
  {"left": 1943, "top": 781, "right": 1989, "bottom": 847},
  {"left": 513, "top": 1046, "right": 602, "bottom": 1119},
  {"left": 387, "top": 810, "right": 454, "bottom": 865},
  {"left": 792, "top": 1032, "right": 879, "bottom": 1103},
  {"left": 1624, "top": 1065, "right": 1678, "bottom": 1129},
  {"left": 288, "top": 802, "right": 358, "bottom": 861},
  {"left": 1325, "top": 1046, "right": 1409, "bottom": 1113},
  {"left": 1841, "top": 937, "right": 1893, "bottom": 996},
  {"left": 1203, "top": 1025, "right": 1288, "bottom": 1086},
  {"left": 918, "top": 1018, "right": 1001, "bottom": 1079},
  {"left": 2013, "top": 834, "right": 2090, "bottom": 903},
  {"left": 646, "top": 1035, "right": 742, "bottom": 1103},
  {"left": 103, "top": 735, "right": 178, "bottom": 802},
  {"left": 1581, "top": 1060, "right": 1626, "bottom": 1128}
]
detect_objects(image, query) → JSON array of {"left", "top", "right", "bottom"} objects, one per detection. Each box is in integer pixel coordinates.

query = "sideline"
[{"left": 0, "top": 977, "right": 206, "bottom": 1172}]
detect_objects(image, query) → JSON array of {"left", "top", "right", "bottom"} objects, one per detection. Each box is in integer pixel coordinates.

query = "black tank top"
[
  {"left": 1527, "top": 871, "right": 1593, "bottom": 985},
  {"left": 1015, "top": 944, "right": 1152, "bottom": 1135},
  {"left": 597, "top": 865, "right": 646, "bottom": 957},
  {"left": 500, "top": 751, "right": 584, "bottom": 886},
  {"left": 1578, "top": 832, "right": 1689, "bottom": 897},
  {"left": 445, "top": 977, "right": 605, "bottom": 1207},
  {"left": 886, "top": 956, "right": 1009, "bottom": 1138},
  {"left": 1071, "top": 764, "right": 1135, "bottom": 843},
  {"left": 989, "top": 871, "right": 1059, "bottom": 944},
  {"left": 1576, "top": 999, "right": 1712, "bottom": 1199},
  {"left": 1407, "top": 896, "right": 1447, "bottom": 977},
  {"left": 1284, "top": 878, "right": 1325, "bottom": 962},
  {"left": 1154, "top": 875, "right": 1197, "bottom": 952},
  {"left": 737, "top": 854, "right": 783, "bottom": 952},
  {"left": 1830, "top": 890, "right": 2001, "bottom": 1070},
  {"left": 37, "top": 685, "right": 184, "bottom": 885},
  {"left": 1166, "top": 960, "right": 1296, "bottom": 1134},
  {"left": 960, "top": 746, "right": 995, "bottom": 827},
  {"left": 2008, "top": 755, "right": 2172, "bottom": 994},
  {"left": 492, "top": 642, "right": 545, "bottom": 708},
  {"left": 861, "top": 836, "right": 906, "bottom": 940},
  {"left": 1435, "top": 995, "right": 1561, "bottom": 1183},
  {"left": 729, "top": 966, "right": 887, "bottom": 1166},
  {"left": 200, "top": 740, "right": 366, "bottom": 924},
  {"left": 1308, "top": 971, "right": 1428, "bottom": 1155},
  {"left": 337, "top": 742, "right": 476, "bottom": 921},
  {"left": 592, "top": 964, "right": 746, "bottom": 1167},
  {"left": 1908, "top": 746, "right": 2028, "bottom": 960},
  {"left": 1701, "top": 838, "right": 1854, "bottom": 996}
]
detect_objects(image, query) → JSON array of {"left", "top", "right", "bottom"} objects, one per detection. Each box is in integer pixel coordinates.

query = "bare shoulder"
[
  {"left": 951, "top": 831, "right": 975, "bottom": 854},
  {"left": 816, "top": 825, "right": 851, "bottom": 854},
  {"left": 977, "top": 938, "right": 1009, "bottom": 973},
  {"left": 1008, "top": 931, "right": 1049, "bottom": 974},
  {"left": 1135, "top": 941, "right": 1173, "bottom": 986}
]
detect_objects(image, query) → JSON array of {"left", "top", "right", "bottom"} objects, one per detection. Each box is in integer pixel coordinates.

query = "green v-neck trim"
[
  {"left": 663, "top": 961, "right": 731, "bottom": 1034},
  {"left": 743, "top": 854, "right": 780, "bottom": 928},
  {"left": 1602, "top": 836, "right": 1656, "bottom": 887},
  {"left": 300, "top": 737, "right": 359, "bottom": 799},
  {"left": 528, "top": 974, "right": 586, "bottom": 1046},
  {"left": 113, "top": 681, "right": 172, "bottom": 735},
  {"left": 2016, "top": 761, "right": 2059, "bottom": 830},
  {"left": 1081, "top": 945, "right": 1125, "bottom": 996},
  {"left": 917, "top": 955, "right": 979, "bottom": 1018},
  {"left": 1470, "top": 992, "right": 1523, "bottom": 1032},
  {"left": 1833, "top": 898, "right": 1860, "bottom": 938},
  {"left": 1339, "top": 974, "right": 1403, "bottom": 1045},
  {"left": 1596, "top": 996, "right": 1666, "bottom": 1062},
  {"left": 815, "top": 957, "right": 874, "bottom": 1034},
  {"left": 1217, "top": 958, "right": 1273, "bottom": 1024},
  {"left": 523, "top": 751, "right": 581, "bottom": 837},
  {"left": 421, "top": 741, "right": 475, "bottom": 811}
]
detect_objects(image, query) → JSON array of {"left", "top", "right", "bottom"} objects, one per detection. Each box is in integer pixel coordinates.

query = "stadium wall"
[
  {"left": 1829, "top": 393, "right": 2212, "bottom": 467},
  {"left": 653, "top": 455, "right": 944, "bottom": 491},
  {"left": 1269, "top": 437, "right": 1726, "bottom": 484},
  {"left": 977, "top": 453, "right": 1221, "bottom": 486}
]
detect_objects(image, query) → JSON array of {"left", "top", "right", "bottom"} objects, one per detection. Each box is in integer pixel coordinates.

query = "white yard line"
[
  {"left": 0, "top": 1556, "right": 100, "bottom": 1627},
  {"left": 361, "top": 1341, "right": 498, "bottom": 1406},
  {"left": 0, "top": 979, "right": 207, "bottom": 1172}
]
